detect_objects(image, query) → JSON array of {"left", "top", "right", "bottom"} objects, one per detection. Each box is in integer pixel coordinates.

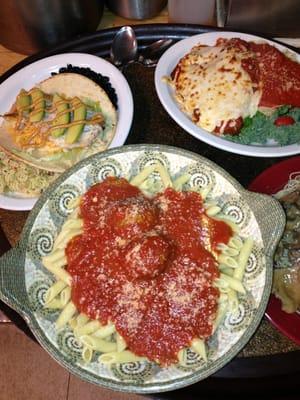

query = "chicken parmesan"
[{"left": 169, "top": 37, "right": 300, "bottom": 140}]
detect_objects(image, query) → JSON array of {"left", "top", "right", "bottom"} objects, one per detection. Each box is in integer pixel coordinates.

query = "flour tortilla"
[{"left": 0, "top": 73, "right": 117, "bottom": 172}]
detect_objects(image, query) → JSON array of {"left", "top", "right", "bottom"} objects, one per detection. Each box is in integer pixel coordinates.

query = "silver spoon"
[
  {"left": 110, "top": 26, "right": 138, "bottom": 67},
  {"left": 110, "top": 26, "right": 173, "bottom": 68}
]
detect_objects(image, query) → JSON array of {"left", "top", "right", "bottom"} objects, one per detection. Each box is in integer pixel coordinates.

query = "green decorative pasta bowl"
[{"left": 0, "top": 144, "right": 285, "bottom": 393}]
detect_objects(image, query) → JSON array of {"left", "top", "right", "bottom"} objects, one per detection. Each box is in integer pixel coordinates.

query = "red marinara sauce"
[
  {"left": 225, "top": 38, "right": 300, "bottom": 108},
  {"left": 248, "top": 42, "right": 300, "bottom": 108},
  {"left": 65, "top": 177, "right": 233, "bottom": 365},
  {"left": 214, "top": 38, "right": 300, "bottom": 133}
]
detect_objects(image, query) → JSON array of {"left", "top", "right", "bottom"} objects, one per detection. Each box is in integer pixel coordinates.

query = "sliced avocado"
[
  {"left": 65, "top": 97, "right": 86, "bottom": 144},
  {"left": 29, "top": 89, "right": 45, "bottom": 123},
  {"left": 16, "top": 89, "right": 31, "bottom": 114},
  {"left": 51, "top": 94, "right": 70, "bottom": 137}
]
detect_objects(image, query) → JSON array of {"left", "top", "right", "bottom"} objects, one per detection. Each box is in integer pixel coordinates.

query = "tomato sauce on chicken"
[{"left": 193, "top": 38, "right": 300, "bottom": 134}]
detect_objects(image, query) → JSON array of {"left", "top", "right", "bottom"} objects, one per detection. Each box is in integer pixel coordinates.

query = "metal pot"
[
  {"left": 106, "top": 0, "right": 167, "bottom": 20},
  {"left": 0, "top": 0, "right": 104, "bottom": 55}
]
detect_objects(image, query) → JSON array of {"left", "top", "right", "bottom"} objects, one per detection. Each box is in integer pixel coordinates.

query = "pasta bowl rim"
[{"left": 0, "top": 144, "right": 285, "bottom": 393}]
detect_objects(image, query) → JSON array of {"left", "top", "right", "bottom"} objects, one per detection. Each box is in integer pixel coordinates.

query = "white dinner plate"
[
  {"left": 0, "top": 53, "right": 134, "bottom": 211},
  {"left": 154, "top": 31, "right": 300, "bottom": 158}
]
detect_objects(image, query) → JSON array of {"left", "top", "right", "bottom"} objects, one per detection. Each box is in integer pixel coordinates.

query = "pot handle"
[{"left": 0, "top": 245, "right": 30, "bottom": 319}]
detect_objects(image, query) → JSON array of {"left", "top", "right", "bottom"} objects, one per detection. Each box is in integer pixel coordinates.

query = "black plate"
[{"left": 1, "top": 23, "right": 299, "bottom": 84}]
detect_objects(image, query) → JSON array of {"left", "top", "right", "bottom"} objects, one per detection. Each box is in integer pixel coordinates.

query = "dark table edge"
[{"left": 1, "top": 23, "right": 299, "bottom": 85}]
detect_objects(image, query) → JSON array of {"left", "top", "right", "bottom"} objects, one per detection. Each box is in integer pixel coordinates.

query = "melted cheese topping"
[{"left": 171, "top": 43, "right": 262, "bottom": 132}]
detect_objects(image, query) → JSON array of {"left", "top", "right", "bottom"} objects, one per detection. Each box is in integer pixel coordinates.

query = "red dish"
[{"left": 249, "top": 156, "right": 300, "bottom": 346}]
